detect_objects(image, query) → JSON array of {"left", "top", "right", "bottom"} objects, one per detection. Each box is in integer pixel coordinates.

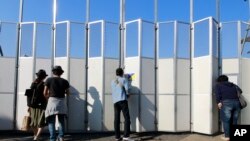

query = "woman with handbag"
[
  {"left": 215, "top": 75, "right": 242, "bottom": 141},
  {"left": 28, "top": 69, "right": 48, "bottom": 141}
]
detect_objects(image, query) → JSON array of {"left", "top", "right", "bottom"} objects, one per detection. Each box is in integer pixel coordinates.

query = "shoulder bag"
[{"left": 236, "top": 86, "right": 247, "bottom": 109}]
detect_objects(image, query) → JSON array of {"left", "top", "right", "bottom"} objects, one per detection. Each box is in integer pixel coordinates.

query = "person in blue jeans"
[
  {"left": 215, "top": 75, "right": 242, "bottom": 141},
  {"left": 111, "top": 68, "right": 134, "bottom": 141},
  {"left": 44, "top": 66, "right": 70, "bottom": 141}
]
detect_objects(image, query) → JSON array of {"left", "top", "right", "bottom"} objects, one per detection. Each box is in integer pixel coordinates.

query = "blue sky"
[
  {"left": 0, "top": 0, "right": 250, "bottom": 58},
  {"left": 0, "top": 0, "right": 249, "bottom": 23}
]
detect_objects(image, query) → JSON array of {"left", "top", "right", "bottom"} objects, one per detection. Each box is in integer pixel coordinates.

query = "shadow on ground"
[{"left": 0, "top": 131, "right": 225, "bottom": 141}]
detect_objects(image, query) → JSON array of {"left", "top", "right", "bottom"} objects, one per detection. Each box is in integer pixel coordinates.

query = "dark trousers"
[{"left": 114, "top": 100, "right": 131, "bottom": 139}]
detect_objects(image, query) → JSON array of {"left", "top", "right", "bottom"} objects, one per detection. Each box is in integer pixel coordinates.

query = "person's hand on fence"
[{"left": 218, "top": 102, "right": 222, "bottom": 110}]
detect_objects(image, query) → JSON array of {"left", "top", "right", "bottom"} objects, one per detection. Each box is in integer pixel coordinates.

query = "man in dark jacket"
[{"left": 215, "top": 75, "right": 242, "bottom": 141}]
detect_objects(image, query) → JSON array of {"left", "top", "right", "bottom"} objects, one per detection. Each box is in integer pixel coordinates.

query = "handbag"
[
  {"left": 20, "top": 115, "right": 31, "bottom": 131},
  {"left": 238, "top": 94, "right": 247, "bottom": 109},
  {"left": 236, "top": 86, "right": 247, "bottom": 109}
]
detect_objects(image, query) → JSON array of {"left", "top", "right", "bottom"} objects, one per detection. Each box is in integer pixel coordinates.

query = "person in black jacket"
[
  {"left": 215, "top": 75, "right": 242, "bottom": 141},
  {"left": 28, "top": 69, "right": 48, "bottom": 141}
]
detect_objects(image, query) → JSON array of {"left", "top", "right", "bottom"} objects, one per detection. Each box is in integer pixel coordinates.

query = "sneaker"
[
  {"left": 123, "top": 137, "right": 134, "bottom": 141},
  {"left": 221, "top": 136, "right": 230, "bottom": 141},
  {"left": 115, "top": 138, "right": 122, "bottom": 141},
  {"left": 57, "top": 138, "right": 64, "bottom": 141},
  {"left": 33, "top": 135, "right": 40, "bottom": 141}
]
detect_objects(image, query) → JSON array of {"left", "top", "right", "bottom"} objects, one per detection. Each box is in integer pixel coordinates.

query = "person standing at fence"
[
  {"left": 28, "top": 69, "right": 48, "bottom": 141},
  {"left": 44, "top": 66, "right": 70, "bottom": 141},
  {"left": 215, "top": 75, "right": 242, "bottom": 141},
  {"left": 111, "top": 68, "right": 134, "bottom": 141}
]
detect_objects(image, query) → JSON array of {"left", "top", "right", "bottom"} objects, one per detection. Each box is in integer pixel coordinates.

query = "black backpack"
[
  {"left": 25, "top": 88, "right": 35, "bottom": 107},
  {"left": 25, "top": 82, "right": 46, "bottom": 108}
]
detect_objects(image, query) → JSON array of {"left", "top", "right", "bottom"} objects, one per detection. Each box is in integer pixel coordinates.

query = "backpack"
[
  {"left": 25, "top": 88, "right": 35, "bottom": 107},
  {"left": 25, "top": 82, "right": 46, "bottom": 108}
]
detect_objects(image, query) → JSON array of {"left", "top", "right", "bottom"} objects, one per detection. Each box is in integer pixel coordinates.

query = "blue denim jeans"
[
  {"left": 221, "top": 99, "right": 241, "bottom": 137},
  {"left": 47, "top": 114, "right": 65, "bottom": 141}
]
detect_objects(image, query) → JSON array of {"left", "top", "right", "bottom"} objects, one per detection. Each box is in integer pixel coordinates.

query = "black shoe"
[{"left": 115, "top": 137, "right": 122, "bottom": 141}]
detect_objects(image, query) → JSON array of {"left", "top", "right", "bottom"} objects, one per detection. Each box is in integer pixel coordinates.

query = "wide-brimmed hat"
[
  {"left": 52, "top": 65, "right": 64, "bottom": 73},
  {"left": 36, "top": 69, "right": 48, "bottom": 78}
]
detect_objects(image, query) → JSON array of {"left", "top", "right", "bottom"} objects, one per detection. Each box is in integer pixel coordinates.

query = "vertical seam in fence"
[
  {"left": 173, "top": 21, "right": 178, "bottom": 132},
  {"left": 238, "top": 21, "right": 242, "bottom": 87},
  {"left": 52, "top": 0, "right": 57, "bottom": 72},
  {"left": 154, "top": 0, "right": 158, "bottom": 131},
  {"left": 190, "top": 21, "right": 194, "bottom": 132},
  {"left": 66, "top": 21, "right": 71, "bottom": 132},
  {"left": 209, "top": 17, "right": 213, "bottom": 134},
  {"left": 237, "top": 21, "right": 243, "bottom": 123},
  {"left": 84, "top": 0, "right": 90, "bottom": 130},
  {"left": 101, "top": 20, "right": 105, "bottom": 131},
  {"left": 138, "top": 19, "right": 142, "bottom": 132},
  {"left": 189, "top": 0, "right": 194, "bottom": 132},
  {"left": 33, "top": 22, "right": 37, "bottom": 81},
  {"left": 13, "top": 0, "right": 24, "bottom": 130},
  {"left": 84, "top": 21, "right": 89, "bottom": 131},
  {"left": 156, "top": 22, "right": 159, "bottom": 132}
]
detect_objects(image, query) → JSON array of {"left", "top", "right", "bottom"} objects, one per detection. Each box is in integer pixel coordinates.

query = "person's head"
[
  {"left": 116, "top": 68, "right": 124, "bottom": 77},
  {"left": 52, "top": 65, "right": 64, "bottom": 76},
  {"left": 216, "top": 75, "right": 229, "bottom": 82},
  {"left": 36, "top": 69, "right": 48, "bottom": 80}
]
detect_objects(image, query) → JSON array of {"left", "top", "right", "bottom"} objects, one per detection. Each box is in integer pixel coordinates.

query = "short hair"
[
  {"left": 116, "top": 68, "right": 124, "bottom": 76},
  {"left": 216, "top": 75, "right": 229, "bottom": 82}
]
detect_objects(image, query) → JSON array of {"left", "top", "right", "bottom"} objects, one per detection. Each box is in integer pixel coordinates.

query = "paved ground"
[{"left": 0, "top": 132, "right": 226, "bottom": 141}]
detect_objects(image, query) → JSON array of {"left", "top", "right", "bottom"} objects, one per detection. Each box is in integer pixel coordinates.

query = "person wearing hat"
[
  {"left": 44, "top": 66, "right": 70, "bottom": 141},
  {"left": 28, "top": 69, "right": 48, "bottom": 141}
]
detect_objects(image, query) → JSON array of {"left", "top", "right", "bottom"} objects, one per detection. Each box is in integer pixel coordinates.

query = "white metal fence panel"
[
  {"left": 192, "top": 17, "right": 219, "bottom": 134},
  {"left": 158, "top": 21, "right": 190, "bottom": 132}
]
